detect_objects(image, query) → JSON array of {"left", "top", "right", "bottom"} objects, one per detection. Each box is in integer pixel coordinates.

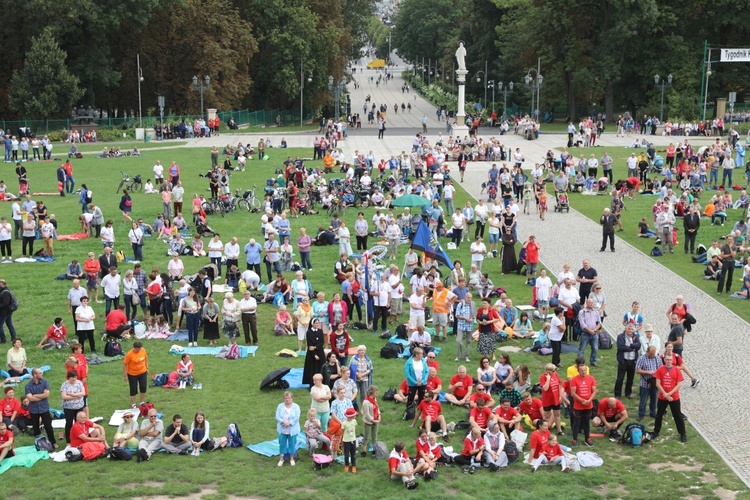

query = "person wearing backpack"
[{"left": 0, "top": 280, "right": 18, "bottom": 344}]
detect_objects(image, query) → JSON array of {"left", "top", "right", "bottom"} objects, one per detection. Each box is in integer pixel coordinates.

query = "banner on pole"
[{"left": 720, "top": 49, "right": 750, "bottom": 62}]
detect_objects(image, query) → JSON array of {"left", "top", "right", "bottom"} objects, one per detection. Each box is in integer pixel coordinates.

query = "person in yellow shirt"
[
  {"left": 323, "top": 151, "right": 334, "bottom": 173},
  {"left": 123, "top": 341, "right": 149, "bottom": 410}
]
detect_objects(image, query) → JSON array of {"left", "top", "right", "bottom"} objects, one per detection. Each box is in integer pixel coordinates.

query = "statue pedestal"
[{"left": 453, "top": 69, "right": 469, "bottom": 138}]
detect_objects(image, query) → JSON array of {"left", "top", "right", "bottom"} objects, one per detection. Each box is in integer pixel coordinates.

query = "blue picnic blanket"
[
  {"left": 35, "top": 256, "right": 55, "bottom": 262},
  {"left": 166, "top": 330, "right": 190, "bottom": 341},
  {"left": 1, "top": 365, "right": 50, "bottom": 382},
  {"left": 246, "top": 434, "right": 307, "bottom": 457},
  {"left": 282, "top": 368, "right": 305, "bottom": 389},
  {"left": 388, "top": 335, "right": 441, "bottom": 358},
  {"left": 169, "top": 346, "right": 257, "bottom": 358}
]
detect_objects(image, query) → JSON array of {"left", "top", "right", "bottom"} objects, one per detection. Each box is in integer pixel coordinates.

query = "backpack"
[
  {"left": 313, "top": 453, "right": 333, "bottom": 470},
  {"left": 115, "top": 250, "right": 125, "bottom": 262},
  {"left": 403, "top": 402, "right": 416, "bottom": 421},
  {"left": 104, "top": 340, "right": 123, "bottom": 357},
  {"left": 86, "top": 190, "right": 93, "bottom": 202},
  {"left": 188, "top": 275, "right": 204, "bottom": 297},
  {"left": 380, "top": 342, "right": 403, "bottom": 359},
  {"left": 226, "top": 343, "right": 240, "bottom": 360},
  {"left": 395, "top": 324, "right": 408, "bottom": 340},
  {"left": 139, "top": 402, "right": 154, "bottom": 418},
  {"left": 110, "top": 446, "right": 133, "bottom": 461},
  {"left": 4, "top": 289, "right": 18, "bottom": 312},
  {"left": 373, "top": 441, "right": 389, "bottom": 459},
  {"left": 273, "top": 292, "right": 285, "bottom": 306},
  {"left": 650, "top": 247, "right": 662, "bottom": 257},
  {"left": 599, "top": 331, "right": 613, "bottom": 350},
  {"left": 621, "top": 422, "right": 650, "bottom": 446},
  {"left": 152, "top": 373, "right": 169, "bottom": 387},
  {"left": 504, "top": 440, "right": 519, "bottom": 463},
  {"left": 696, "top": 244, "right": 707, "bottom": 256},
  {"left": 382, "top": 387, "right": 396, "bottom": 401},
  {"left": 34, "top": 434, "right": 54, "bottom": 452},
  {"left": 226, "top": 423, "right": 243, "bottom": 447}
]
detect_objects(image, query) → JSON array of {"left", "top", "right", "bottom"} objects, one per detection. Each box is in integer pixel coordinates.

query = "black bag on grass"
[{"left": 380, "top": 342, "right": 403, "bottom": 359}]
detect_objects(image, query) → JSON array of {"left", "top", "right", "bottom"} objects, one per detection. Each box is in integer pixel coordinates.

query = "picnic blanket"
[
  {"left": 0, "top": 446, "right": 49, "bottom": 476},
  {"left": 87, "top": 354, "right": 123, "bottom": 364},
  {"left": 35, "top": 256, "right": 54, "bottom": 262},
  {"left": 387, "top": 335, "right": 442, "bottom": 358},
  {"left": 281, "top": 368, "right": 305, "bottom": 389},
  {"left": 166, "top": 330, "right": 190, "bottom": 341},
  {"left": 2, "top": 365, "right": 51, "bottom": 385},
  {"left": 246, "top": 434, "right": 307, "bottom": 457},
  {"left": 169, "top": 346, "right": 257, "bottom": 358},
  {"left": 109, "top": 409, "right": 139, "bottom": 427},
  {"left": 561, "top": 342, "right": 578, "bottom": 354},
  {"left": 57, "top": 233, "right": 89, "bottom": 241}
]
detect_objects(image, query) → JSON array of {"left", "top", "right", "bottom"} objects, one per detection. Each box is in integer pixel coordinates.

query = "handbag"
[{"left": 131, "top": 293, "right": 141, "bottom": 305}]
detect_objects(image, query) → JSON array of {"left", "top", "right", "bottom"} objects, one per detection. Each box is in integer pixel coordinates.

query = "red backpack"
[{"left": 139, "top": 402, "right": 154, "bottom": 418}]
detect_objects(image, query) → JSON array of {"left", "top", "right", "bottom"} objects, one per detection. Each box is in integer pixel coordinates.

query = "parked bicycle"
[
  {"left": 237, "top": 185, "right": 261, "bottom": 212},
  {"left": 116, "top": 172, "right": 143, "bottom": 193}
]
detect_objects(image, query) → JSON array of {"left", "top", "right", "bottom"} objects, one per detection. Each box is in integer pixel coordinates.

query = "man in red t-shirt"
[
  {"left": 413, "top": 391, "right": 448, "bottom": 438},
  {"left": 389, "top": 442, "right": 428, "bottom": 489},
  {"left": 469, "top": 398, "right": 492, "bottom": 432},
  {"left": 425, "top": 367, "right": 442, "bottom": 393},
  {"left": 0, "top": 421, "right": 14, "bottom": 462},
  {"left": 493, "top": 398, "right": 522, "bottom": 439},
  {"left": 593, "top": 397, "right": 628, "bottom": 435},
  {"left": 469, "top": 383, "right": 495, "bottom": 409},
  {"left": 394, "top": 379, "right": 409, "bottom": 403},
  {"left": 105, "top": 304, "right": 133, "bottom": 339},
  {"left": 653, "top": 353, "right": 687, "bottom": 442},
  {"left": 519, "top": 392, "right": 545, "bottom": 428},
  {"left": 445, "top": 366, "right": 473, "bottom": 406},
  {"left": 569, "top": 363, "right": 597, "bottom": 447},
  {"left": 523, "top": 235, "right": 541, "bottom": 284},
  {"left": 662, "top": 342, "right": 699, "bottom": 388},
  {"left": 1, "top": 387, "right": 22, "bottom": 433},
  {"left": 426, "top": 353, "right": 440, "bottom": 373},
  {"left": 70, "top": 411, "right": 108, "bottom": 448}
]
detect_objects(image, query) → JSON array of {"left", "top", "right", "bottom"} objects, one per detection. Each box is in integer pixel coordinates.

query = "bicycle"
[
  {"left": 116, "top": 172, "right": 143, "bottom": 193},
  {"left": 202, "top": 197, "right": 223, "bottom": 217},
  {"left": 237, "top": 185, "right": 261, "bottom": 212}
]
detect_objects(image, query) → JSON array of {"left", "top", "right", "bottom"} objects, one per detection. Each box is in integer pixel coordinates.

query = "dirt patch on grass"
[
  {"left": 289, "top": 488, "right": 317, "bottom": 495},
  {"left": 498, "top": 346, "right": 522, "bottom": 352},
  {"left": 648, "top": 460, "right": 703, "bottom": 472},
  {"left": 598, "top": 484, "right": 628, "bottom": 497}
]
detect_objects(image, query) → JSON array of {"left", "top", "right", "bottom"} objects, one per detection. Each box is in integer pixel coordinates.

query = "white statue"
[{"left": 455, "top": 42, "right": 466, "bottom": 71}]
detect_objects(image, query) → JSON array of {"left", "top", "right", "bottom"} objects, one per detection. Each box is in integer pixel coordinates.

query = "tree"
[{"left": 8, "top": 28, "right": 84, "bottom": 119}]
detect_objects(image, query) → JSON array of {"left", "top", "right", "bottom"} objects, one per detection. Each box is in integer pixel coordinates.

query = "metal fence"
[{"left": 0, "top": 108, "right": 318, "bottom": 134}]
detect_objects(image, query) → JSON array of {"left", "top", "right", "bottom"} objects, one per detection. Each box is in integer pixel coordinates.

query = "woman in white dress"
[{"left": 337, "top": 221, "right": 353, "bottom": 256}]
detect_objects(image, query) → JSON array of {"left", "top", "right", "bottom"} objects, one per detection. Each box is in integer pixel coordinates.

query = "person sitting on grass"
[
  {"left": 415, "top": 428, "right": 440, "bottom": 471},
  {"left": 411, "top": 390, "right": 449, "bottom": 439},
  {"left": 493, "top": 398, "right": 523, "bottom": 439},
  {"left": 162, "top": 413, "right": 191, "bottom": 455},
  {"left": 393, "top": 379, "right": 409, "bottom": 404},
  {"left": 531, "top": 434, "right": 569, "bottom": 473},
  {"left": 190, "top": 411, "right": 211, "bottom": 455},
  {"left": 389, "top": 441, "right": 428, "bottom": 490},
  {"left": 445, "top": 365, "right": 474, "bottom": 407},
  {"left": 38, "top": 318, "right": 69, "bottom": 349},
  {"left": 497, "top": 381, "right": 523, "bottom": 408},
  {"left": 304, "top": 407, "right": 331, "bottom": 455},
  {"left": 105, "top": 304, "right": 133, "bottom": 340},
  {"left": 70, "top": 410, "right": 108, "bottom": 450},
  {"left": 454, "top": 426, "right": 485, "bottom": 468},
  {"left": 113, "top": 410, "right": 139, "bottom": 449},
  {"left": 469, "top": 397, "right": 493, "bottom": 433},
  {"left": 483, "top": 421, "right": 508, "bottom": 470},
  {"left": 136, "top": 409, "right": 163, "bottom": 463},
  {"left": 0, "top": 421, "right": 14, "bottom": 463}
]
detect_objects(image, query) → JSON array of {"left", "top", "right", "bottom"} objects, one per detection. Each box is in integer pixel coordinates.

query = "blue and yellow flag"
[{"left": 410, "top": 221, "right": 454, "bottom": 270}]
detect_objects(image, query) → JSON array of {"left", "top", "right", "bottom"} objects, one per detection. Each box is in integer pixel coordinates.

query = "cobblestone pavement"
[{"left": 192, "top": 63, "right": 747, "bottom": 485}]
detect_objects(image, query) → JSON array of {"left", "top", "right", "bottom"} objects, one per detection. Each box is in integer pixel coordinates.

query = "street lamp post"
[
  {"left": 487, "top": 80, "right": 495, "bottom": 113},
  {"left": 191, "top": 75, "right": 211, "bottom": 118},
  {"left": 300, "top": 61, "right": 313, "bottom": 127},
  {"left": 499, "top": 81, "right": 514, "bottom": 120},
  {"left": 524, "top": 67, "right": 543, "bottom": 119},
  {"left": 475, "top": 71, "right": 485, "bottom": 111},
  {"left": 654, "top": 73, "right": 673, "bottom": 123},
  {"left": 136, "top": 54, "right": 144, "bottom": 128}
]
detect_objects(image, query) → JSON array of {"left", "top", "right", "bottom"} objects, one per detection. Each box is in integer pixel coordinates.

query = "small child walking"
[
  {"left": 522, "top": 182, "right": 533, "bottom": 215},
  {"left": 342, "top": 407, "right": 358, "bottom": 473}
]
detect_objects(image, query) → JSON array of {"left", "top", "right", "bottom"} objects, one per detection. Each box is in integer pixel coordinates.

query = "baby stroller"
[
  {"left": 554, "top": 193, "right": 570, "bottom": 213},
  {"left": 486, "top": 181, "right": 498, "bottom": 200},
  {"left": 195, "top": 221, "right": 216, "bottom": 237}
]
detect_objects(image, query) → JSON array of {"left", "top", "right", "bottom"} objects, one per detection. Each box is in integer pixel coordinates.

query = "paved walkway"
[{"left": 169, "top": 59, "right": 747, "bottom": 484}]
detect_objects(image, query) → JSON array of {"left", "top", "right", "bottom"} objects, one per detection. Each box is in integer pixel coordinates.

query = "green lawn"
[
  {"left": 560, "top": 146, "right": 750, "bottom": 324},
  {"left": 1, "top": 146, "right": 746, "bottom": 499}
]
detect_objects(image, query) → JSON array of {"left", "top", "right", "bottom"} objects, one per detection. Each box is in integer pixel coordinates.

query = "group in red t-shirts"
[{"left": 652, "top": 353, "right": 687, "bottom": 442}]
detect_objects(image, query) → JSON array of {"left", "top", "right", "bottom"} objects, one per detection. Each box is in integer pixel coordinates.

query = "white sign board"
[{"left": 721, "top": 49, "right": 750, "bottom": 62}]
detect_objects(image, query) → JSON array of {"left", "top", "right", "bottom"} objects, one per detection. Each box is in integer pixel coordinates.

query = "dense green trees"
[
  {"left": 0, "top": 0, "right": 370, "bottom": 119},
  {"left": 392, "top": 0, "right": 750, "bottom": 120}
]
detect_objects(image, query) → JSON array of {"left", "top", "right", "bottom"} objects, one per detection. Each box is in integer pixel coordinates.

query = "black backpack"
[
  {"left": 403, "top": 402, "right": 416, "bottom": 421},
  {"left": 380, "top": 342, "right": 403, "bottom": 359},
  {"left": 188, "top": 274, "right": 205, "bottom": 297},
  {"left": 4, "top": 289, "right": 18, "bottom": 312},
  {"left": 382, "top": 387, "right": 396, "bottom": 401},
  {"left": 599, "top": 332, "right": 613, "bottom": 350},
  {"left": 504, "top": 440, "right": 519, "bottom": 463},
  {"left": 104, "top": 340, "right": 123, "bottom": 357},
  {"left": 395, "top": 324, "right": 408, "bottom": 340},
  {"left": 110, "top": 446, "right": 132, "bottom": 461}
]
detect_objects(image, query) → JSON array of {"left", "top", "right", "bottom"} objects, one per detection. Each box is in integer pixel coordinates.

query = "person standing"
[
  {"left": 577, "top": 298, "right": 602, "bottom": 367},
  {"left": 275, "top": 391, "right": 301, "bottom": 467},
  {"left": 656, "top": 208, "right": 675, "bottom": 254},
  {"left": 549, "top": 307, "right": 566, "bottom": 367},
  {"left": 297, "top": 228, "right": 312, "bottom": 271},
  {"left": 404, "top": 347, "right": 428, "bottom": 408},
  {"left": 263, "top": 233, "right": 281, "bottom": 282},
  {"left": 378, "top": 117, "right": 386, "bottom": 139},
  {"left": 683, "top": 207, "right": 700, "bottom": 254},
  {"left": 207, "top": 234, "right": 224, "bottom": 278},
  {"left": 74, "top": 296, "right": 96, "bottom": 353},
  {"left": 600, "top": 208, "right": 616, "bottom": 252},
  {"left": 11, "top": 199, "right": 22, "bottom": 240},
  {"left": 172, "top": 181, "right": 185, "bottom": 219},
  {"left": 239, "top": 290, "right": 258, "bottom": 345},
  {"left": 454, "top": 293, "right": 476, "bottom": 363},
  {"left": 180, "top": 288, "right": 201, "bottom": 347},
  {"left": 651, "top": 351, "right": 687, "bottom": 442},
  {"left": 569, "top": 362, "right": 596, "bottom": 448},
  {"left": 67, "top": 279, "right": 87, "bottom": 339},
  {"left": 24, "top": 368, "right": 56, "bottom": 449},
  {"left": 100, "top": 266, "right": 121, "bottom": 317},
  {"left": 123, "top": 341, "right": 149, "bottom": 410},
  {"left": 635, "top": 346, "right": 662, "bottom": 421},
  {"left": 0, "top": 280, "right": 17, "bottom": 343},
  {"left": 21, "top": 214, "right": 35, "bottom": 257},
  {"left": 717, "top": 234, "right": 736, "bottom": 295},
  {"left": 128, "top": 222, "right": 144, "bottom": 262},
  {"left": 244, "top": 238, "right": 262, "bottom": 275},
  {"left": 576, "top": 260, "right": 598, "bottom": 305},
  {"left": 614, "top": 324, "right": 641, "bottom": 399}
]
